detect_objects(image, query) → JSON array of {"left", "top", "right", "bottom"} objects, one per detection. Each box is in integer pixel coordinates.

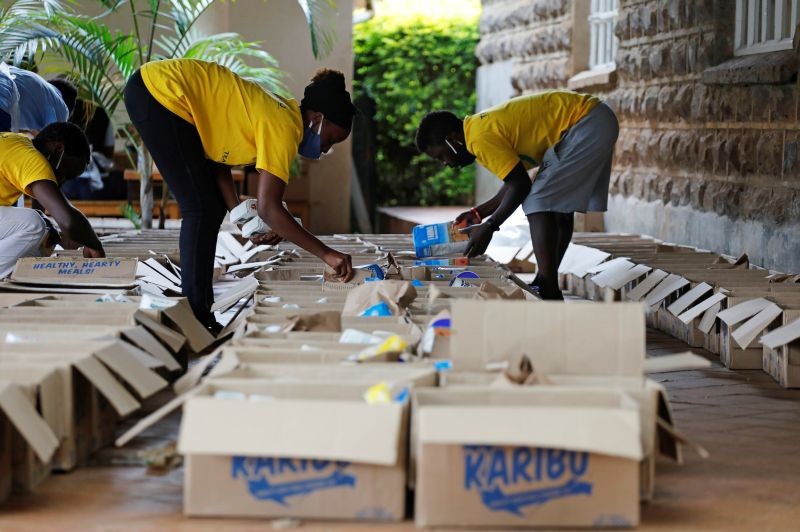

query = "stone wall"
[{"left": 476, "top": 0, "right": 800, "bottom": 272}]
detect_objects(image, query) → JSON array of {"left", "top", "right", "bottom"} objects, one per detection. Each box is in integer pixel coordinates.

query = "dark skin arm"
[
  {"left": 455, "top": 166, "right": 538, "bottom": 225},
  {"left": 256, "top": 170, "right": 353, "bottom": 281},
  {"left": 29, "top": 180, "right": 105, "bottom": 257},
  {"left": 462, "top": 162, "right": 532, "bottom": 257},
  {"left": 213, "top": 163, "right": 239, "bottom": 212}
]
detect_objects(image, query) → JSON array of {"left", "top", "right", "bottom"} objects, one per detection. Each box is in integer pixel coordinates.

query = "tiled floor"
[{"left": 2, "top": 330, "right": 800, "bottom": 531}]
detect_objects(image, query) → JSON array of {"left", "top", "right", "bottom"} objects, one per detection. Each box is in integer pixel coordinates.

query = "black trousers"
[{"left": 124, "top": 70, "right": 226, "bottom": 328}]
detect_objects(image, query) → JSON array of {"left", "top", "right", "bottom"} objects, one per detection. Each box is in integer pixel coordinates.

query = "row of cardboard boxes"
[
  {"left": 0, "top": 290, "right": 230, "bottom": 502},
  {"left": 114, "top": 245, "right": 705, "bottom": 528},
  {"left": 557, "top": 233, "right": 800, "bottom": 387},
  {"left": 0, "top": 232, "right": 524, "bottom": 510}
]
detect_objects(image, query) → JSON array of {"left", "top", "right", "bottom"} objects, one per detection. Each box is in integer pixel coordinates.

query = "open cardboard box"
[
  {"left": 413, "top": 387, "right": 642, "bottom": 528},
  {"left": 717, "top": 297, "right": 784, "bottom": 369},
  {"left": 178, "top": 380, "right": 409, "bottom": 521},
  {"left": 0, "top": 366, "right": 61, "bottom": 494},
  {"left": 0, "top": 340, "right": 163, "bottom": 468},
  {"left": 442, "top": 300, "right": 696, "bottom": 501},
  {"left": 760, "top": 308, "right": 800, "bottom": 388}
]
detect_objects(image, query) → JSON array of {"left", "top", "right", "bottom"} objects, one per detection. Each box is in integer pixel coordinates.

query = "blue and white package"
[
  {"left": 356, "top": 263, "right": 385, "bottom": 280},
  {"left": 412, "top": 222, "right": 469, "bottom": 258},
  {"left": 360, "top": 301, "right": 393, "bottom": 317},
  {"left": 449, "top": 271, "right": 480, "bottom": 287}
]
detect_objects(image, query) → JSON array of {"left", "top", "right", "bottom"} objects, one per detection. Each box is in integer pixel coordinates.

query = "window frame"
[
  {"left": 735, "top": 0, "right": 800, "bottom": 56},
  {"left": 588, "top": 0, "right": 619, "bottom": 70}
]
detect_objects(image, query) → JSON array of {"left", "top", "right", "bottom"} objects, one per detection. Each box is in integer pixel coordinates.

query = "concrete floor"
[{"left": 2, "top": 329, "right": 800, "bottom": 531}]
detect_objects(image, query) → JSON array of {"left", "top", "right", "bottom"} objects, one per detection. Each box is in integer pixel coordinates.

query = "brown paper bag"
[{"left": 342, "top": 280, "right": 417, "bottom": 316}]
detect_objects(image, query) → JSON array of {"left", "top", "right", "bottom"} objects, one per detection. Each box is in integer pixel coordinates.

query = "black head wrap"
[{"left": 300, "top": 69, "right": 357, "bottom": 131}]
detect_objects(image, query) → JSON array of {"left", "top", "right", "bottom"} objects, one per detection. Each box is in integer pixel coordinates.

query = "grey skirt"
[{"left": 522, "top": 102, "right": 619, "bottom": 214}]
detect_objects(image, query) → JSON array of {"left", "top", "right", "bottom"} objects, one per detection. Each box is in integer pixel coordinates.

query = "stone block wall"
[{"left": 476, "top": 0, "right": 800, "bottom": 272}]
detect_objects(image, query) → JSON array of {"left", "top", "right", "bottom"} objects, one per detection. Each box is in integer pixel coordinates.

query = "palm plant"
[{"left": 0, "top": 0, "right": 336, "bottom": 228}]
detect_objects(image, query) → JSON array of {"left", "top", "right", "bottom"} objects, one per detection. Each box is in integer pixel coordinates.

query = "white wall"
[{"left": 199, "top": 0, "right": 354, "bottom": 233}]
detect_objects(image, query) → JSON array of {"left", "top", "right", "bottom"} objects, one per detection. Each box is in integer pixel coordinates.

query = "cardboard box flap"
[
  {"left": 717, "top": 298, "right": 771, "bottom": 326},
  {"left": 760, "top": 318, "right": 800, "bottom": 349},
  {"left": 139, "top": 294, "right": 214, "bottom": 352},
  {"left": 586, "top": 256, "right": 631, "bottom": 276},
  {"left": 678, "top": 292, "right": 727, "bottom": 324},
  {"left": 450, "top": 301, "right": 644, "bottom": 375},
  {"left": 0, "top": 379, "right": 59, "bottom": 463},
  {"left": 94, "top": 342, "right": 168, "bottom": 398},
  {"left": 644, "top": 274, "right": 690, "bottom": 307},
  {"left": 604, "top": 264, "right": 652, "bottom": 291},
  {"left": 178, "top": 397, "right": 404, "bottom": 466},
  {"left": 73, "top": 357, "right": 140, "bottom": 416},
  {"left": 667, "top": 282, "right": 713, "bottom": 316},
  {"left": 416, "top": 389, "right": 641, "bottom": 461},
  {"left": 0, "top": 363, "right": 66, "bottom": 440},
  {"left": 731, "top": 303, "right": 783, "bottom": 349},
  {"left": 133, "top": 310, "right": 186, "bottom": 353},
  {"left": 10, "top": 257, "right": 138, "bottom": 287},
  {"left": 558, "top": 244, "right": 610, "bottom": 277},
  {"left": 697, "top": 301, "right": 722, "bottom": 334},
  {"left": 626, "top": 269, "right": 668, "bottom": 301},
  {"left": 122, "top": 326, "right": 181, "bottom": 371},
  {"left": 225, "top": 362, "right": 437, "bottom": 387},
  {"left": 210, "top": 277, "right": 259, "bottom": 313},
  {"left": 143, "top": 258, "right": 181, "bottom": 285}
]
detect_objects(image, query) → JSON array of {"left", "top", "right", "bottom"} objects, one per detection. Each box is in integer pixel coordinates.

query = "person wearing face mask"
[
  {"left": 0, "top": 122, "right": 105, "bottom": 277},
  {"left": 123, "top": 59, "right": 357, "bottom": 331},
  {"left": 415, "top": 90, "right": 618, "bottom": 300}
]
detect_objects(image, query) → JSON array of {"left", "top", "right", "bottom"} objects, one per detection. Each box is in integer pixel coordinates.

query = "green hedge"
[{"left": 354, "top": 15, "right": 479, "bottom": 206}]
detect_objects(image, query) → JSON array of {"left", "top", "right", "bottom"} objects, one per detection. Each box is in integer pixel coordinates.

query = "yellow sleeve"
[
  {"left": 254, "top": 119, "right": 295, "bottom": 183},
  {"left": 470, "top": 132, "right": 520, "bottom": 181},
  {"left": 16, "top": 147, "right": 58, "bottom": 196}
]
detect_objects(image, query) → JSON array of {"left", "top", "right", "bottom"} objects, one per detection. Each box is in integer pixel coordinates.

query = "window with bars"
[
  {"left": 735, "top": 0, "right": 800, "bottom": 55},
  {"left": 589, "top": 0, "right": 619, "bottom": 70}
]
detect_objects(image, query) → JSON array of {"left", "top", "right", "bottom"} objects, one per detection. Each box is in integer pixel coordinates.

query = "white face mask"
[{"left": 49, "top": 149, "right": 64, "bottom": 170}]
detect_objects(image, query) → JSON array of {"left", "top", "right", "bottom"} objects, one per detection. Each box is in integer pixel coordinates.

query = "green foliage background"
[{"left": 353, "top": 14, "right": 479, "bottom": 206}]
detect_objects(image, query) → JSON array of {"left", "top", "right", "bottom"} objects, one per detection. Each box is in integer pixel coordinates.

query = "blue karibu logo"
[
  {"left": 231, "top": 457, "right": 356, "bottom": 505},
  {"left": 463, "top": 446, "right": 592, "bottom": 516}
]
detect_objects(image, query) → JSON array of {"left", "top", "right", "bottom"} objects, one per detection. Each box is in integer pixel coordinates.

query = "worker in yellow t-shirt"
[
  {"left": 0, "top": 124, "right": 105, "bottom": 277},
  {"left": 124, "top": 59, "right": 357, "bottom": 330},
  {"left": 415, "top": 90, "right": 619, "bottom": 300}
]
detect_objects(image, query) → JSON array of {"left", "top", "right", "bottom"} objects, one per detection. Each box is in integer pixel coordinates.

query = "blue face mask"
[{"left": 298, "top": 118, "right": 324, "bottom": 160}]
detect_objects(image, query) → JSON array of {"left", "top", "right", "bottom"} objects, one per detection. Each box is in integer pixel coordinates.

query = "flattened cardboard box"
[
  {"left": 414, "top": 387, "right": 641, "bottom": 528},
  {"left": 179, "top": 382, "right": 407, "bottom": 521},
  {"left": 9, "top": 257, "right": 138, "bottom": 287}
]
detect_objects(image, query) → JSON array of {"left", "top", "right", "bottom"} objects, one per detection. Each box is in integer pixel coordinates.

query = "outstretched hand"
[
  {"left": 459, "top": 222, "right": 495, "bottom": 258},
  {"left": 454, "top": 208, "right": 481, "bottom": 228}
]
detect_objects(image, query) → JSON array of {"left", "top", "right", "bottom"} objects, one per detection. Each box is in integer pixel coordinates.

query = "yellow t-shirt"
[
  {"left": 0, "top": 133, "right": 58, "bottom": 206},
  {"left": 140, "top": 59, "right": 303, "bottom": 182},
  {"left": 464, "top": 90, "right": 600, "bottom": 180}
]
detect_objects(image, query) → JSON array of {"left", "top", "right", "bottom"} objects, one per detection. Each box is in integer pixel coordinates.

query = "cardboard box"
[
  {"left": 760, "top": 310, "right": 800, "bottom": 388},
  {"left": 718, "top": 298, "right": 783, "bottom": 369},
  {"left": 179, "top": 381, "right": 408, "bottom": 521},
  {"left": 413, "top": 387, "right": 641, "bottom": 528}
]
